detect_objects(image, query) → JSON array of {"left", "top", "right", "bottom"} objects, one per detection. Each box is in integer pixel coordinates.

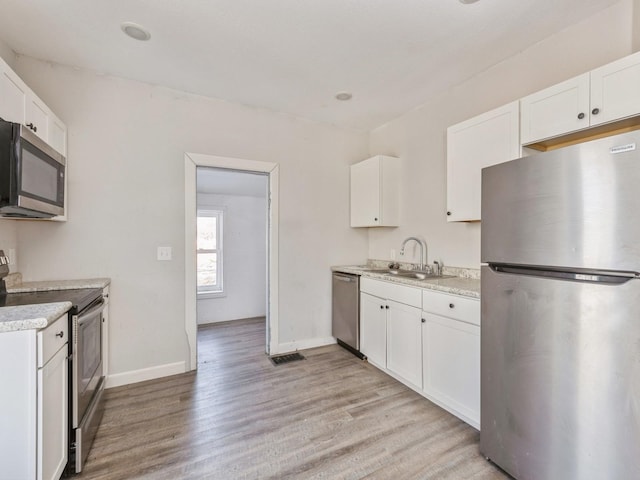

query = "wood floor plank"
[{"left": 76, "top": 318, "right": 509, "bottom": 479}]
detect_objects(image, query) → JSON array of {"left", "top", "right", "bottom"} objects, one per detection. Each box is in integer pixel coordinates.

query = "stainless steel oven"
[{"left": 70, "top": 293, "right": 105, "bottom": 473}]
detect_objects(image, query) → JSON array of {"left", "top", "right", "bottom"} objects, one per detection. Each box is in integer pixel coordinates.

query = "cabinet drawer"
[
  {"left": 422, "top": 289, "right": 479, "bottom": 326},
  {"left": 37, "top": 314, "right": 68, "bottom": 368},
  {"left": 361, "top": 277, "right": 421, "bottom": 308}
]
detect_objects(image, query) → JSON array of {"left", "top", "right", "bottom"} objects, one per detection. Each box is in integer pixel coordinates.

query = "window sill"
[{"left": 197, "top": 291, "right": 226, "bottom": 299}]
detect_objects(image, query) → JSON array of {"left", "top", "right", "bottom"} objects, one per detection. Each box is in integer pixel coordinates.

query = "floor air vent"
[{"left": 270, "top": 352, "right": 305, "bottom": 366}]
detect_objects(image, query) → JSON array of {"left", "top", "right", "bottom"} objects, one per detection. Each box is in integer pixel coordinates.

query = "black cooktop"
[{"left": 0, "top": 288, "right": 103, "bottom": 312}]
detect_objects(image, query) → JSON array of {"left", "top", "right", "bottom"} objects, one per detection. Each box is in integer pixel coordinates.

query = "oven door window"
[{"left": 79, "top": 312, "right": 102, "bottom": 395}]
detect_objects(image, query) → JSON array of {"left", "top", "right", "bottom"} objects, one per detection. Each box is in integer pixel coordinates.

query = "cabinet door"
[
  {"left": 360, "top": 292, "right": 386, "bottom": 368},
  {"left": 48, "top": 113, "right": 67, "bottom": 156},
  {"left": 38, "top": 346, "right": 68, "bottom": 480},
  {"left": 446, "top": 101, "right": 520, "bottom": 222},
  {"left": 350, "top": 157, "right": 381, "bottom": 227},
  {"left": 0, "top": 329, "right": 37, "bottom": 480},
  {"left": 386, "top": 300, "right": 422, "bottom": 388},
  {"left": 379, "top": 156, "right": 400, "bottom": 227},
  {"left": 26, "top": 96, "right": 49, "bottom": 143},
  {"left": 422, "top": 312, "right": 480, "bottom": 427},
  {"left": 0, "top": 67, "right": 27, "bottom": 124},
  {"left": 520, "top": 73, "right": 590, "bottom": 144},
  {"left": 590, "top": 51, "right": 640, "bottom": 126}
]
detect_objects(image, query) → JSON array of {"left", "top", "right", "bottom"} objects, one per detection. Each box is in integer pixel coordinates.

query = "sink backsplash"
[
  {"left": 366, "top": 259, "right": 480, "bottom": 280},
  {"left": 4, "top": 272, "right": 22, "bottom": 288}
]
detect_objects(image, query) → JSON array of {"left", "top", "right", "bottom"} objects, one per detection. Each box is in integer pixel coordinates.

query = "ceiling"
[
  {"left": 0, "top": 0, "right": 622, "bottom": 131},
  {"left": 197, "top": 168, "right": 268, "bottom": 197}
]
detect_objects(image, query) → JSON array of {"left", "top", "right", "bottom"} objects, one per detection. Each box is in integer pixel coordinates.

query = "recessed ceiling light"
[
  {"left": 121, "top": 22, "right": 151, "bottom": 41},
  {"left": 459, "top": 0, "right": 480, "bottom": 3},
  {"left": 335, "top": 92, "right": 353, "bottom": 101}
]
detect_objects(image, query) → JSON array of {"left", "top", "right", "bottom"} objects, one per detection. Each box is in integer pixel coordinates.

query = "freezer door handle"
[{"left": 490, "top": 264, "right": 636, "bottom": 285}]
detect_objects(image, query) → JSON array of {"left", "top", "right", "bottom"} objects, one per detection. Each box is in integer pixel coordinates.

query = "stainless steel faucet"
[{"left": 400, "top": 237, "right": 428, "bottom": 271}]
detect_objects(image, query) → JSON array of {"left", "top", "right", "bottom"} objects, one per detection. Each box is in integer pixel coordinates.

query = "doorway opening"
[
  {"left": 195, "top": 168, "right": 267, "bottom": 324},
  {"left": 184, "top": 153, "right": 279, "bottom": 371}
]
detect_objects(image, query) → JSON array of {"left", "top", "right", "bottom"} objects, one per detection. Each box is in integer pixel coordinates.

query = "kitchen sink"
[{"left": 359, "top": 268, "right": 454, "bottom": 280}]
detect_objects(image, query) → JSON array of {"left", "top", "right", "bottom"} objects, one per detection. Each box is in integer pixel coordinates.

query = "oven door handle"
[{"left": 76, "top": 298, "right": 105, "bottom": 325}]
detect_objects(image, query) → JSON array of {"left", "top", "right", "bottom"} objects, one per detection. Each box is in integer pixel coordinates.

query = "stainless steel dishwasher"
[{"left": 332, "top": 272, "right": 365, "bottom": 359}]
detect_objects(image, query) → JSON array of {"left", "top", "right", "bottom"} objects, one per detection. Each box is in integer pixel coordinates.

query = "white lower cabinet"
[
  {"left": 0, "top": 313, "right": 69, "bottom": 480},
  {"left": 421, "top": 289, "right": 480, "bottom": 428},
  {"left": 386, "top": 300, "right": 422, "bottom": 389},
  {"left": 359, "top": 276, "right": 480, "bottom": 429},
  {"left": 360, "top": 278, "right": 422, "bottom": 387},
  {"left": 38, "top": 346, "right": 68, "bottom": 480},
  {"left": 422, "top": 312, "right": 480, "bottom": 429},
  {"left": 360, "top": 291, "right": 387, "bottom": 368}
]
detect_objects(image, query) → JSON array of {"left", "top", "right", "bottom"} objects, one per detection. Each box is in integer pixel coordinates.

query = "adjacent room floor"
[{"left": 77, "top": 318, "right": 508, "bottom": 479}]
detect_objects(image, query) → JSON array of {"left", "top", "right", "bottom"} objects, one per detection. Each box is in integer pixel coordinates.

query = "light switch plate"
[{"left": 157, "top": 246, "right": 172, "bottom": 261}]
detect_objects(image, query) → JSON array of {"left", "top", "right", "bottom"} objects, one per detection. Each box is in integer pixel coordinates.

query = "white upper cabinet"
[
  {"left": 47, "top": 112, "right": 67, "bottom": 157},
  {"left": 590, "top": 51, "right": 640, "bottom": 126},
  {"left": 0, "top": 56, "right": 66, "bottom": 156},
  {"left": 26, "top": 96, "right": 49, "bottom": 143},
  {"left": 521, "top": 51, "right": 640, "bottom": 145},
  {"left": 446, "top": 101, "right": 520, "bottom": 222},
  {"left": 0, "top": 67, "right": 28, "bottom": 124},
  {"left": 350, "top": 155, "right": 400, "bottom": 227},
  {"left": 520, "top": 74, "right": 590, "bottom": 144}
]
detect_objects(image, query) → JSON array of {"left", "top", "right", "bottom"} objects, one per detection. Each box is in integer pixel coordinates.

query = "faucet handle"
[{"left": 433, "top": 260, "right": 441, "bottom": 276}]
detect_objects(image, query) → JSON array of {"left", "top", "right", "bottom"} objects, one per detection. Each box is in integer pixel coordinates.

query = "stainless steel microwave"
[{"left": 0, "top": 118, "right": 65, "bottom": 218}]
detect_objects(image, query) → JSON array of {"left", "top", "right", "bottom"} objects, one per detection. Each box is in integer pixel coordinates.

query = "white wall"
[
  {"left": 11, "top": 57, "right": 369, "bottom": 380},
  {"left": 0, "top": 37, "right": 15, "bottom": 69},
  {"left": 0, "top": 221, "right": 18, "bottom": 272},
  {"left": 368, "top": 0, "right": 634, "bottom": 269},
  {"left": 634, "top": 0, "right": 640, "bottom": 51},
  {"left": 196, "top": 192, "right": 266, "bottom": 324}
]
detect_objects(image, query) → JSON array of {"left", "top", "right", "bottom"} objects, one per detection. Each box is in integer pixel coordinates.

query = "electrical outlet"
[
  {"left": 390, "top": 249, "right": 396, "bottom": 260},
  {"left": 157, "top": 246, "right": 172, "bottom": 261}
]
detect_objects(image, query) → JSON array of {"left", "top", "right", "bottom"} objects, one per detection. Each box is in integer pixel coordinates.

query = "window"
[{"left": 197, "top": 209, "right": 223, "bottom": 295}]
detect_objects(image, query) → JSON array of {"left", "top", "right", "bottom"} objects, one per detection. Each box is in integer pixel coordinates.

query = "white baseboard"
[
  {"left": 105, "top": 361, "right": 186, "bottom": 389},
  {"left": 274, "top": 336, "right": 336, "bottom": 355}
]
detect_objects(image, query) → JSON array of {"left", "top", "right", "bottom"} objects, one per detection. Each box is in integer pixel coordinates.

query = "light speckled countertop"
[
  {"left": 0, "top": 277, "right": 111, "bottom": 333},
  {"left": 0, "top": 302, "right": 72, "bottom": 333},
  {"left": 332, "top": 265, "right": 480, "bottom": 298},
  {"left": 7, "top": 277, "right": 111, "bottom": 293}
]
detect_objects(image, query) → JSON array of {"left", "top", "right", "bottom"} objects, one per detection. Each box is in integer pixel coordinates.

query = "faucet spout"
[{"left": 399, "top": 236, "right": 428, "bottom": 270}]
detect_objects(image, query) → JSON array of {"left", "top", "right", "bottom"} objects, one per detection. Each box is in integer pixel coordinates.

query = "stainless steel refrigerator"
[{"left": 480, "top": 131, "right": 640, "bottom": 480}]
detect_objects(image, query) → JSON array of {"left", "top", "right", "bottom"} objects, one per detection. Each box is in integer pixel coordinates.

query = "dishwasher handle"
[{"left": 333, "top": 273, "right": 358, "bottom": 283}]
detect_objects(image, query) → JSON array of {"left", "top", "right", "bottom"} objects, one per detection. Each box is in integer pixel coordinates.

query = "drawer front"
[
  {"left": 422, "top": 289, "right": 480, "bottom": 326},
  {"left": 360, "top": 277, "right": 421, "bottom": 308},
  {"left": 38, "top": 314, "right": 69, "bottom": 368}
]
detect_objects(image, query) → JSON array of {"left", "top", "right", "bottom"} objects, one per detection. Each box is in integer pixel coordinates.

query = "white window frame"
[{"left": 197, "top": 208, "right": 224, "bottom": 298}]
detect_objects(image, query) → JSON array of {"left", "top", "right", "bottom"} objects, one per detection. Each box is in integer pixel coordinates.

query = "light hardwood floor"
[{"left": 77, "top": 318, "right": 509, "bottom": 479}]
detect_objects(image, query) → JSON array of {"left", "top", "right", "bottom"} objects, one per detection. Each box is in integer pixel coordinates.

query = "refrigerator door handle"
[{"left": 490, "top": 264, "right": 637, "bottom": 285}]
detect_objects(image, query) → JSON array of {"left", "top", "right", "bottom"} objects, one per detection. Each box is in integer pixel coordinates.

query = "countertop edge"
[
  {"left": 331, "top": 265, "right": 480, "bottom": 299},
  {"left": 7, "top": 277, "right": 111, "bottom": 293},
  {"left": 0, "top": 301, "right": 73, "bottom": 333}
]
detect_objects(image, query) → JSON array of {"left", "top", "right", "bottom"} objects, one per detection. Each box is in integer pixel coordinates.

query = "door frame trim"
[{"left": 184, "top": 153, "right": 279, "bottom": 370}]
